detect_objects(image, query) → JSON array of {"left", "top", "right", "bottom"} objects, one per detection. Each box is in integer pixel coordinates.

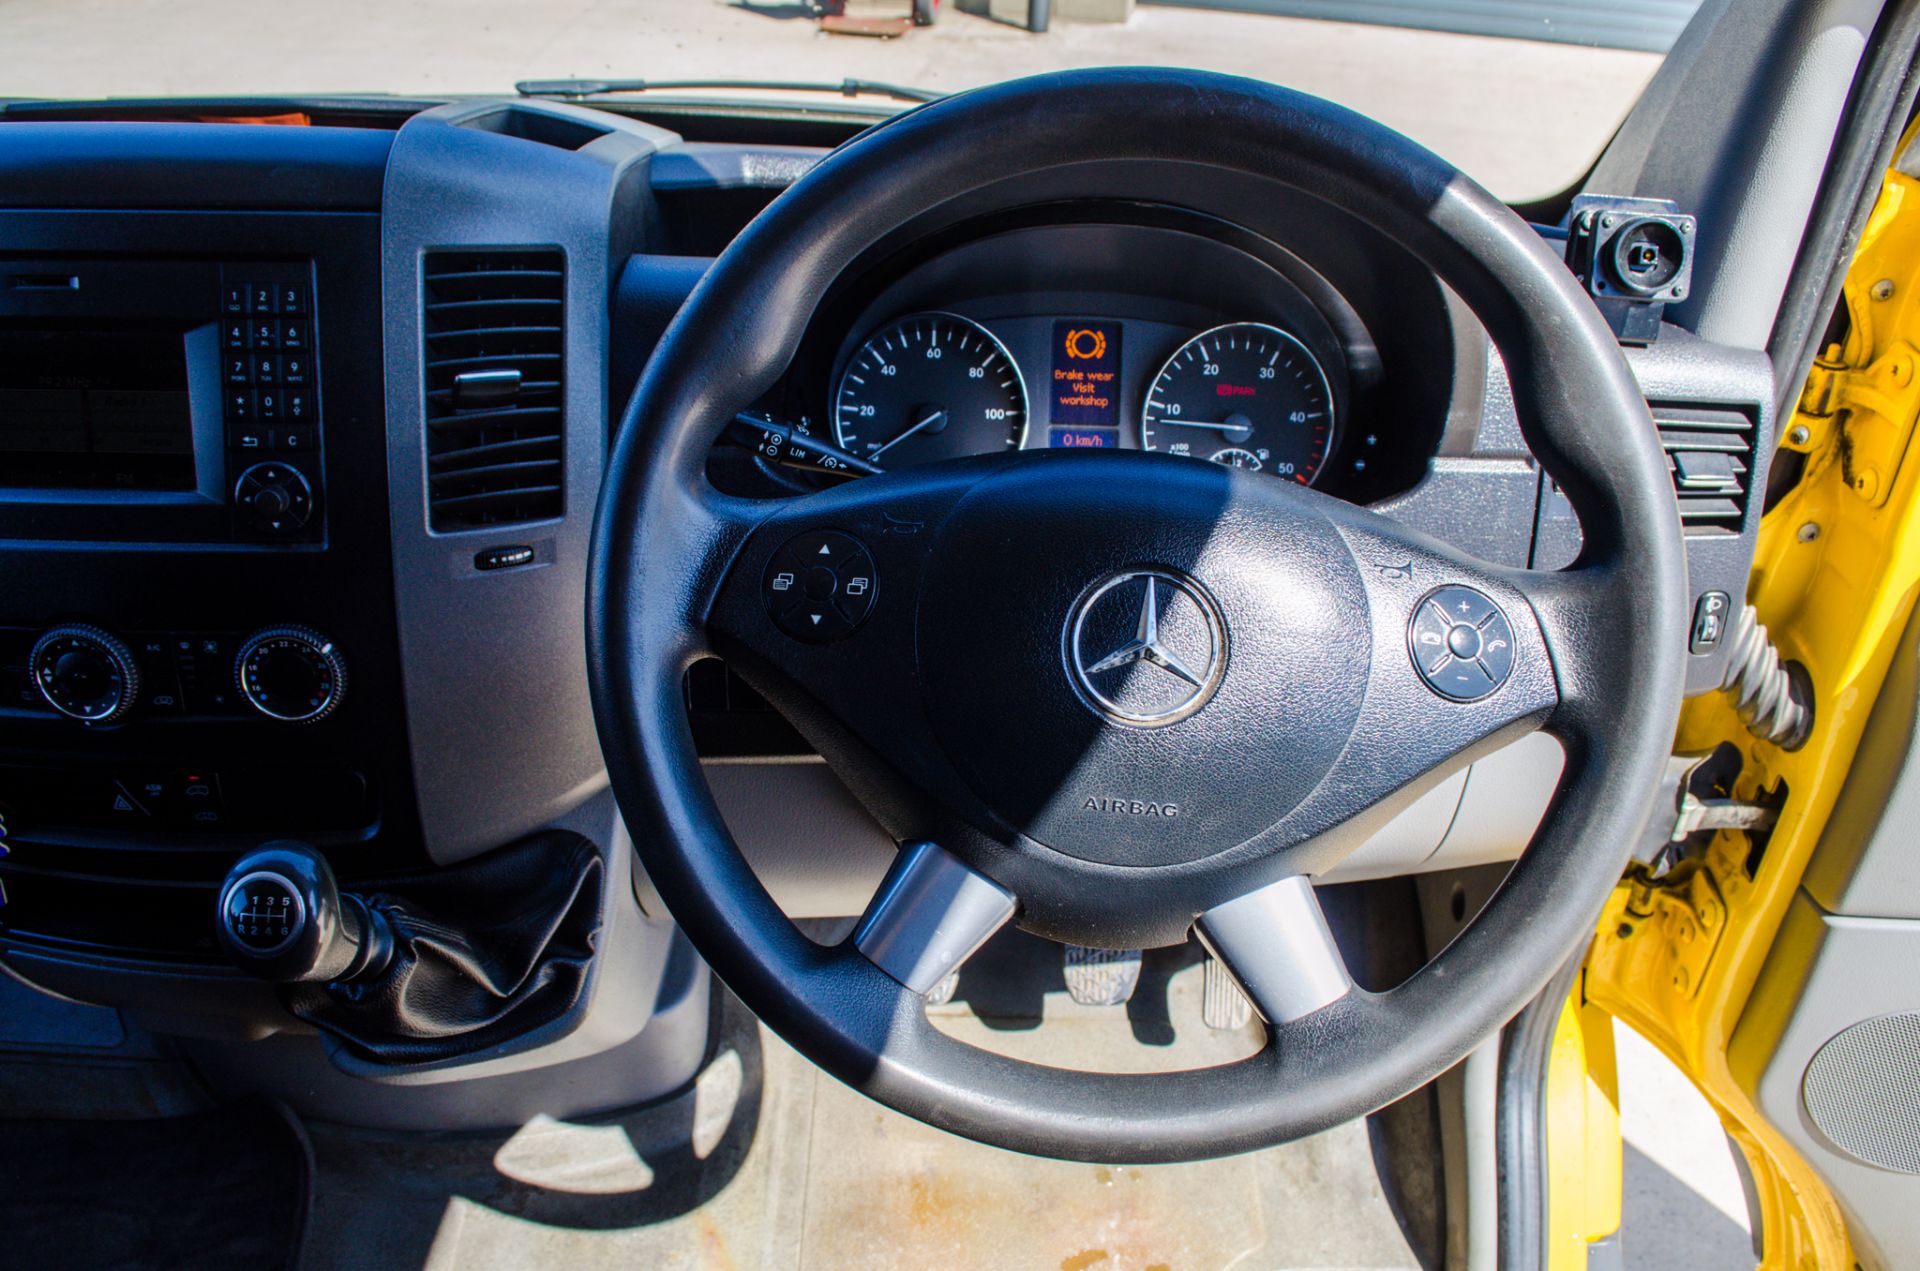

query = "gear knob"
[{"left": 216, "top": 841, "right": 389, "bottom": 983}]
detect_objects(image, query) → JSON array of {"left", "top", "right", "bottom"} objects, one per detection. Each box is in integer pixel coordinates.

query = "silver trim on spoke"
[
  {"left": 1195, "top": 875, "right": 1354, "bottom": 1025},
  {"left": 853, "top": 841, "right": 1017, "bottom": 995}
]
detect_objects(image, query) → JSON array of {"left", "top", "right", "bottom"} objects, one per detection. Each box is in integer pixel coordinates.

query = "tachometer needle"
[{"left": 869, "top": 408, "right": 948, "bottom": 460}]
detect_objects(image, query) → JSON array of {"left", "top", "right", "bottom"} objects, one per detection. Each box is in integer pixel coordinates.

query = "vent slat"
[
  {"left": 425, "top": 325, "right": 564, "bottom": 344},
  {"left": 427, "top": 436, "right": 562, "bottom": 472},
  {"left": 427, "top": 380, "right": 561, "bottom": 402},
  {"left": 425, "top": 351, "right": 562, "bottom": 374},
  {"left": 423, "top": 250, "right": 565, "bottom": 531},
  {"left": 430, "top": 459, "right": 563, "bottom": 492},
  {"left": 427, "top": 404, "right": 562, "bottom": 429},
  {"left": 1651, "top": 401, "right": 1757, "bottom": 539},
  {"left": 431, "top": 485, "right": 565, "bottom": 515}
]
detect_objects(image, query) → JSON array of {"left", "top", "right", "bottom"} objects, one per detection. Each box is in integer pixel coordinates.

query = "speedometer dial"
[
  {"left": 834, "top": 313, "right": 1029, "bottom": 467},
  {"left": 1141, "top": 323, "right": 1335, "bottom": 485}
]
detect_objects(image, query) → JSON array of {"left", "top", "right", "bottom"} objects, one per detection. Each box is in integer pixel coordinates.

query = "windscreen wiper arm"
[{"left": 514, "top": 77, "right": 942, "bottom": 105}]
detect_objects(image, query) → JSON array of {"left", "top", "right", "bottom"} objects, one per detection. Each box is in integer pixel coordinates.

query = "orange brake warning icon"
[{"left": 1063, "top": 328, "right": 1107, "bottom": 360}]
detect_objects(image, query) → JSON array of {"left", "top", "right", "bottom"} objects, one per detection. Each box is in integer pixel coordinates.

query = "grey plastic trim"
[
  {"left": 1730, "top": 891, "right": 1920, "bottom": 1270},
  {"left": 1195, "top": 875, "right": 1353, "bottom": 1024},
  {"left": 853, "top": 841, "right": 1016, "bottom": 995},
  {"left": 1588, "top": 0, "right": 1885, "bottom": 351},
  {"left": 1805, "top": 598, "right": 1920, "bottom": 919},
  {"left": 1465, "top": 1036, "right": 1502, "bottom": 1271},
  {"left": 1524, "top": 327, "right": 1775, "bottom": 697},
  {"left": 381, "top": 98, "right": 682, "bottom": 863},
  {"left": 692, "top": 731, "right": 1558, "bottom": 919},
  {"left": 0, "top": 790, "right": 708, "bottom": 1113}
]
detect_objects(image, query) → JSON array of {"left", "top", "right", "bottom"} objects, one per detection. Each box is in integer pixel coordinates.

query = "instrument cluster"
[
  {"left": 758, "top": 212, "right": 1456, "bottom": 504},
  {"left": 823, "top": 310, "right": 1341, "bottom": 485}
]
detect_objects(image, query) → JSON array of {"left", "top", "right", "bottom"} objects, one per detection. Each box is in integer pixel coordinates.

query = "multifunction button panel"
[
  {"left": 1407, "top": 585, "right": 1516, "bottom": 702},
  {"left": 220, "top": 268, "right": 321, "bottom": 537},
  {"left": 762, "top": 530, "right": 878, "bottom": 642}
]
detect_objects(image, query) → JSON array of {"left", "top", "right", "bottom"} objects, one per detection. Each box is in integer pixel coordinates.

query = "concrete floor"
[
  {"left": 304, "top": 957, "right": 1425, "bottom": 1271},
  {"left": 0, "top": 0, "right": 1661, "bottom": 200},
  {"left": 2, "top": 935, "right": 1756, "bottom": 1268},
  {"left": 286, "top": 950, "right": 1757, "bottom": 1270},
  {"left": 1617, "top": 1021, "right": 1756, "bottom": 1270}
]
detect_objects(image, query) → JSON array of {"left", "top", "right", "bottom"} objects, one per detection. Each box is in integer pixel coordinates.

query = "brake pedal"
[
  {"left": 1202, "top": 955, "right": 1254, "bottom": 1030},
  {"left": 1063, "top": 945, "right": 1142, "bottom": 1006}
]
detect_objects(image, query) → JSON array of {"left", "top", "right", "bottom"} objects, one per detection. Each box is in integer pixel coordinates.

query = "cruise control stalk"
[{"left": 728, "top": 413, "right": 882, "bottom": 479}]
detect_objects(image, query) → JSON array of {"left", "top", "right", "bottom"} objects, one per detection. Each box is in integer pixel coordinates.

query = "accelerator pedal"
[
  {"left": 1202, "top": 955, "right": 1255, "bottom": 1031},
  {"left": 1062, "top": 945, "right": 1142, "bottom": 1006}
]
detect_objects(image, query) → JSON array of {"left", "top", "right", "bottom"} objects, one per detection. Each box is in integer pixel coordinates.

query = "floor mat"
[{"left": 0, "top": 1100, "right": 310, "bottom": 1271}]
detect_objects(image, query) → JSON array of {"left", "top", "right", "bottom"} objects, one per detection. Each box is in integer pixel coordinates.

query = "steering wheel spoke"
[
  {"left": 853, "top": 840, "right": 1018, "bottom": 995},
  {"left": 1196, "top": 875, "right": 1354, "bottom": 1025}
]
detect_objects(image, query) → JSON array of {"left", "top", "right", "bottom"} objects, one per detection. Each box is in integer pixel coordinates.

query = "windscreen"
[{"left": 0, "top": 0, "right": 1698, "bottom": 202}]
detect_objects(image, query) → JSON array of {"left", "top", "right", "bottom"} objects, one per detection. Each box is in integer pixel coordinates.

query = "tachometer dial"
[
  {"left": 1141, "top": 323, "right": 1334, "bottom": 485},
  {"left": 833, "top": 313, "right": 1029, "bottom": 467}
]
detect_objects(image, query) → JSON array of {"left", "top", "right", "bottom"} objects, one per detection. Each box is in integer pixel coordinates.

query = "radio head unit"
[{"left": 0, "top": 257, "right": 324, "bottom": 544}]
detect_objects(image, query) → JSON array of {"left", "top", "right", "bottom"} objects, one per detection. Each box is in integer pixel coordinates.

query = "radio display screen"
[{"left": 0, "top": 326, "right": 196, "bottom": 490}]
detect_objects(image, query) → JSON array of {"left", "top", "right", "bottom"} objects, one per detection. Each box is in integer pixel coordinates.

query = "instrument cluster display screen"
[
  {"left": 0, "top": 326, "right": 196, "bottom": 490},
  {"left": 1047, "top": 319, "right": 1123, "bottom": 448}
]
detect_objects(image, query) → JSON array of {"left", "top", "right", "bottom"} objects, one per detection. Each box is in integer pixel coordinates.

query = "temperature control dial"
[
  {"left": 235, "top": 626, "right": 346, "bottom": 724},
  {"left": 30, "top": 624, "right": 141, "bottom": 724}
]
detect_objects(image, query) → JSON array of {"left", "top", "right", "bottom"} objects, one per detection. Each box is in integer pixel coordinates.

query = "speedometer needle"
[
  {"left": 869, "top": 408, "right": 948, "bottom": 460},
  {"left": 1156, "top": 418, "right": 1250, "bottom": 433}
]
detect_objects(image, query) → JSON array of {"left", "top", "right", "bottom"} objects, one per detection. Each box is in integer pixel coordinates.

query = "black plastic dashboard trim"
[{"left": 0, "top": 122, "right": 392, "bottom": 210}]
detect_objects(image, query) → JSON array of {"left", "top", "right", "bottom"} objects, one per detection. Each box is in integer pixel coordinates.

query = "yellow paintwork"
[
  {"left": 1543, "top": 974, "right": 1622, "bottom": 1270},
  {"left": 1581, "top": 119, "right": 1920, "bottom": 1271}
]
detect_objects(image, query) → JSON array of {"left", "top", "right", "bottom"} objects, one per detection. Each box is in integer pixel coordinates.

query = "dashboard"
[{"left": 0, "top": 101, "right": 1774, "bottom": 1050}]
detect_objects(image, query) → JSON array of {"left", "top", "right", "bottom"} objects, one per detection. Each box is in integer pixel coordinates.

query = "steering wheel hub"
[{"left": 917, "top": 453, "right": 1371, "bottom": 867}]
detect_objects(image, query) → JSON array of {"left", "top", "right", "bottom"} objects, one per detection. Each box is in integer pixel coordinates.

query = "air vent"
[
  {"left": 1652, "top": 403, "right": 1756, "bottom": 537},
  {"left": 422, "top": 250, "right": 565, "bottom": 531}
]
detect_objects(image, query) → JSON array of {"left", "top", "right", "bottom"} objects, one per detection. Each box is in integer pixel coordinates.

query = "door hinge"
[{"left": 1797, "top": 338, "right": 1920, "bottom": 506}]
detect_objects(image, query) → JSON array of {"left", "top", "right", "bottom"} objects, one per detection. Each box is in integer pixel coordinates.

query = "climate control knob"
[
  {"left": 29, "top": 624, "right": 141, "bottom": 724},
  {"left": 235, "top": 626, "right": 346, "bottom": 724}
]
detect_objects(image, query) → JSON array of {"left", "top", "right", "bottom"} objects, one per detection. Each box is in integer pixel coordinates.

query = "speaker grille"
[{"left": 1803, "top": 1012, "right": 1920, "bottom": 1173}]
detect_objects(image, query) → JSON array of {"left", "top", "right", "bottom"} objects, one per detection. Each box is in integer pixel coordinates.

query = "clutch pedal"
[{"left": 1062, "top": 945, "right": 1142, "bottom": 1006}]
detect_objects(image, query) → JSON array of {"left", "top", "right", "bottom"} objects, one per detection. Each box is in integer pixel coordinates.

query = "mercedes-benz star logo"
[{"left": 1065, "top": 569, "right": 1227, "bottom": 727}]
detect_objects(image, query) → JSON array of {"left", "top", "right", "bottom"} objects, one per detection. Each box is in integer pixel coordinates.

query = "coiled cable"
[{"left": 1720, "top": 604, "right": 1812, "bottom": 749}]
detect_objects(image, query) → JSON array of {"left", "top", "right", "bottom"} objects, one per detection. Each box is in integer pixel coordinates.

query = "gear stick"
[{"left": 216, "top": 840, "right": 392, "bottom": 983}]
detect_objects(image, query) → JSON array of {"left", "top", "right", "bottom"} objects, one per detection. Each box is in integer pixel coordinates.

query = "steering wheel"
[{"left": 588, "top": 68, "right": 1687, "bottom": 1162}]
